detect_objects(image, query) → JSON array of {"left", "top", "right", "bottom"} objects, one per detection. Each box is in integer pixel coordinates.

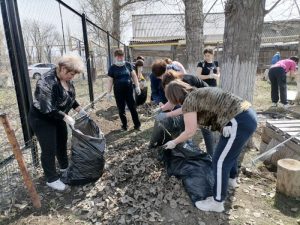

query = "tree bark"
[
  {"left": 221, "top": 0, "right": 266, "bottom": 102},
  {"left": 183, "top": 0, "right": 204, "bottom": 75},
  {"left": 294, "top": 35, "right": 300, "bottom": 104},
  {"left": 112, "top": 0, "right": 121, "bottom": 45}
]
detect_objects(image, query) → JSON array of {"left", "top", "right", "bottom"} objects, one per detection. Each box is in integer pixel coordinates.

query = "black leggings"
[
  {"left": 114, "top": 83, "right": 140, "bottom": 129},
  {"left": 268, "top": 67, "right": 287, "bottom": 105},
  {"left": 28, "top": 108, "right": 68, "bottom": 182}
]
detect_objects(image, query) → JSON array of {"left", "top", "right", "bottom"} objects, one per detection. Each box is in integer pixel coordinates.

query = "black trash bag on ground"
[
  {"left": 163, "top": 141, "right": 214, "bottom": 204},
  {"left": 135, "top": 87, "right": 148, "bottom": 106},
  {"left": 149, "top": 115, "right": 184, "bottom": 148},
  {"left": 150, "top": 116, "right": 214, "bottom": 204},
  {"left": 61, "top": 115, "right": 105, "bottom": 185}
]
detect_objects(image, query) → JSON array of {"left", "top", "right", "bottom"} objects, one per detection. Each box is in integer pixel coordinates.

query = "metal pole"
[
  {"left": 107, "top": 31, "right": 112, "bottom": 67},
  {"left": 0, "top": 0, "right": 39, "bottom": 166},
  {"left": 81, "top": 13, "right": 94, "bottom": 105},
  {"left": 58, "top": 3, "right": 66, "bottom": 53}
]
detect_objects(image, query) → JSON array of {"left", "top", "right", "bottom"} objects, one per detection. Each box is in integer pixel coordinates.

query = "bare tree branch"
[
  {"left": 264, "top": 0, "right": 282, "bottom": 15},
  {"left": 120, "top": 0, "right": 149, "bottom": 9}
]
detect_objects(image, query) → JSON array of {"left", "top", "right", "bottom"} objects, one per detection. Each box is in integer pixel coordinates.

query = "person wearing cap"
[
  {"left": 28, "top": 54, "right": 86, "bottom": 191},
  {"left": 107, "top": 49, "right": 141, "bottom": 131}
]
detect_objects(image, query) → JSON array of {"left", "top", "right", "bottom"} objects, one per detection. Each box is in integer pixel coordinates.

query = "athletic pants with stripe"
[{"left": 213, "top": 108, "right": 257, "bottom": 202}]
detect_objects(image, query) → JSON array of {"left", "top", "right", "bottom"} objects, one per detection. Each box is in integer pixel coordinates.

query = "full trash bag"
[
  {"left": 61, "top": 115, "right": 105, "bottom": 185},
  {"left": 135, "top": 86, "right": 148, "bottom": 106},
  {"left": 150, "top": 116, "right": 214, "bottom": 204}
]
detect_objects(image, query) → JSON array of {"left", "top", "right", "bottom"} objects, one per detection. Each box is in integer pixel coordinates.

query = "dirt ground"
[{"left": 1, "top": 78, "right": 300, "bottom": 225}]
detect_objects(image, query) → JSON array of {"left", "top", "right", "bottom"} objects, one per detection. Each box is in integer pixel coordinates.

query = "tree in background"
[
  {"left": 221, "top": 0, "right": 281, "bottom": 102},
  {"left": 22, "top": 19, "right": 62, "bottom": 64},
  {"left": 183, "top": 0, "right": 204, "bottom": 74}
]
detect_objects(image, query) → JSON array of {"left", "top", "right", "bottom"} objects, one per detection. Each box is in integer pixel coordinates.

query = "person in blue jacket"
[
  {"left": 271, "top": 52, "right": 281, "bottom": 65},
  {"left": 150, "top": 59, "right": 180, "bottom": 105}
]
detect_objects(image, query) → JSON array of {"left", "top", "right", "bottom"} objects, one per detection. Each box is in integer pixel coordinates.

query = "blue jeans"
[
  {"left": 201, "top": 128, "right": 214, "bottom": 156},
  {"left": 212, "top": 108, "right": 257, "bottom": 202}
]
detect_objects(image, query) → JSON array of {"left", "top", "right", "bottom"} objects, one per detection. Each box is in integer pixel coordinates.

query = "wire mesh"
[{"left": 0, "top": 0, "right": 129, "bottom": 212}]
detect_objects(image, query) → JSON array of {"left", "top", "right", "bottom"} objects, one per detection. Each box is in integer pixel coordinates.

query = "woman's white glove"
[
  {"left": 222, "top": 126, "right": 232, "bottom": 137},
  {"left": 164, "top": 140, "right": 177, "bottom": 149},
  {"left": 63, "top": 115, "right": 75, "bottom": 128},
  {"left": 135, "top": 87, "right": 141, "bottom": 95}
]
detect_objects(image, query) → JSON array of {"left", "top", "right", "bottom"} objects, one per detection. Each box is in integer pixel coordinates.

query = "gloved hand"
[
  {"left": 156, "top": 112, "right": 167, "bottom": 121},
  {"left": 106, "top": 92, "right": 113, "bottom": 101},
  {"left": 135, "top": 86, "right": 141, "bottom": 95},
  {"left": 153, "top": 107, "right": 162, "bottom": 115},
  {"left": 210, "top": 74, "right": 219, "bottom": 79},
  {"left": 164, "top": 140, "right": 177, "bottom": 149},
  {"left": 78, "top": 108, "right": 87, "bottom": 117},
  {"left": 222, "top": 126, "right": 232, "bottom": 137},
  {"left": 63, "top": 115, "right": 75, "bottom": 128}
]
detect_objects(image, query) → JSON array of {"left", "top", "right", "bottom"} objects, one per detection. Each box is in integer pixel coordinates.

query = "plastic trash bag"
[
  {"left": 61, "top": 115, "right": 105, "bottom": 185},
  {"left": 150, "top": 116, "right": 214, "bottom": 204},
  {"left": 135, "top": 79, "right": 148, "bottom": 106},
  {"left": 149, "top": 115, "right": 185, "bottom": 148}
]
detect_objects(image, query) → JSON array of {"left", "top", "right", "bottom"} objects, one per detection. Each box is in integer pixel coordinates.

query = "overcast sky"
[{"left": 14, "top": 0, "right": 300, "bottom": 44}]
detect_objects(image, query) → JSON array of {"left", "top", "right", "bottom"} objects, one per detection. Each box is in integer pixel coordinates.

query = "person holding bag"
[
  {"left": 28, "top": 54, "right": 86, "bottom": 191},
  {"left": 107, "top": 49, "right": 141, "bottom": 131}
]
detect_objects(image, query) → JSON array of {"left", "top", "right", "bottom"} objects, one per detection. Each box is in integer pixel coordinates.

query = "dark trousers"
[
  {"left": 212, "top": 108, "right": 257, "bottom": 202},
  {"left": 114, "top": 83, "right": 141, "bottom": 129},
  {"left": 268, "top": 67, "right": 287, "bottom": 105},
  {"left": 201, "top": 128, "right": 214, "bottom": 156},
  {"left": 28, "top": 108, "right": 68, "bottom": 182}
]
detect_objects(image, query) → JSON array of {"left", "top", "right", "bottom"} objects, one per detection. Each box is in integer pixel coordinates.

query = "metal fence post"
[
  {"left": 81, "top": 13, "right": 94, "bottom": 105},
  {"left": 107, "top": 31, "right": 112, "bottom": 68},
  {"left": 0, "top": 0, "right": 39, "bottom": 166}
]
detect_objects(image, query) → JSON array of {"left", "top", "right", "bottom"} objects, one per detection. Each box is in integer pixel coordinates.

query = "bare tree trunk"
[
  {"left": 112, "top": 0, "right": 121, "bottom": 44},
  {"left": 183, "top": 0, "right": 204, "bottom": 75},
  {"left": 294, "top": 34, "right": 300, "bottom": 104},
  {"left": 221, "top": 0, "right": 266, "bottom": 102}
]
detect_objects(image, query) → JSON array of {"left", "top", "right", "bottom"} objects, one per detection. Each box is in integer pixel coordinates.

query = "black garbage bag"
[
  {"left": 149, "top": 115, "right": 184, "bottom": 148},
  {"left": 150, "top": 116, "right": 214, "bottom": 204},
  {"left": 61, "top": 115, "right": 105, "bottom": 185},
  {"left": 163, "top": 141, "right": 214, "bottom": 204},
  {"left": 135, "top": 87, "right": 148, "bottom": 106}
]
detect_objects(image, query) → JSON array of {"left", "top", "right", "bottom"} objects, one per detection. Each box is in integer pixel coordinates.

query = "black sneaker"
[{"left": 121, "top": 126, "right": 128, "bottom": 131}]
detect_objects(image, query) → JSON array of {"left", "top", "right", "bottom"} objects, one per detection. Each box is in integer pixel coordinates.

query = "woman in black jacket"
[{"left": 28, "top": 55, "right": 86, "bottom": 191}]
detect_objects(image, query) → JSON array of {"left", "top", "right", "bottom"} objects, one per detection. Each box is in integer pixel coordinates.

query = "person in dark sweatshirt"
[{"left": 28, "top": 54, "right": 86, "bottom": 191}]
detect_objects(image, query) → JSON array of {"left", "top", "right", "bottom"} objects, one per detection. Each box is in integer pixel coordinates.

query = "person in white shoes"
[
  {"left": 163, "top": 80, "right": 257, "bottom": 212},
  {"left": 28, "top": 55, "right": 86, "bottom": 191}
]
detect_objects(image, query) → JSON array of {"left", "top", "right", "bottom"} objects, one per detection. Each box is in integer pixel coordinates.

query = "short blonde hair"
[
  {"left": 57, "top": 54, "right": 84, "bottom": 74},
  {"left": 165, "top": 80, "right": 193, "bottom": 105}
]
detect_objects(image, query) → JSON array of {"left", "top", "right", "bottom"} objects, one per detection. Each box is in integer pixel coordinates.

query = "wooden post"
[
  {"left": 0, "top": 113, "right": 41, "bottom": 208},
  {"left": 277, "top": 158, "right": 300, "bottom": 197}
]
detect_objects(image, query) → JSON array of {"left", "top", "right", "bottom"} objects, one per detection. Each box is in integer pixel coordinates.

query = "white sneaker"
[
  {"left": 228, "top": 178, "right": 239, "bottom": 189},
  {"left": 271, "top": 103, "right": 277, "bottom": 107},
  {"left": 46, "top": 179, "right": 66, "bottom": 191},
  {"left": 195, "top": 197, "right": 224, "bottom": 212},
  {"left": 283, "top": 104, "right": 292, "bottom": 109}
]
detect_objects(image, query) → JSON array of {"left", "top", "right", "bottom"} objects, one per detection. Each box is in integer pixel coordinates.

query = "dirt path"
[{"left": 1, "top": 99, "right": 299, "bottom": 225}]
